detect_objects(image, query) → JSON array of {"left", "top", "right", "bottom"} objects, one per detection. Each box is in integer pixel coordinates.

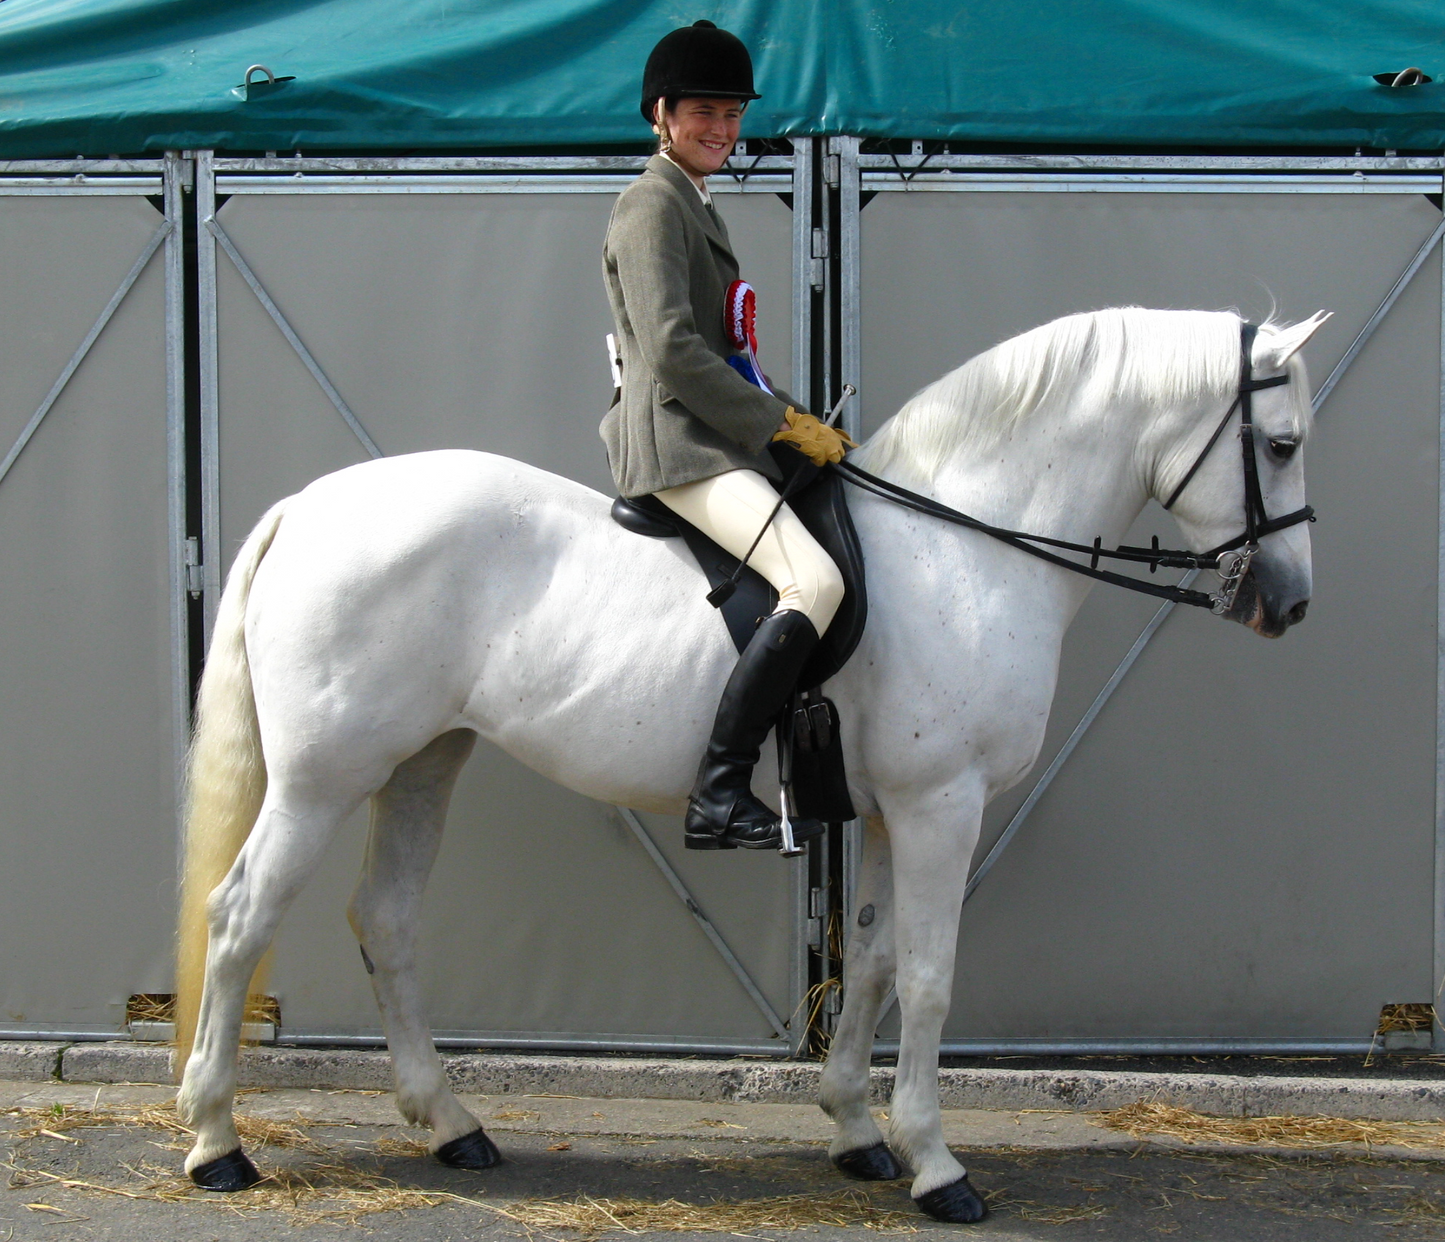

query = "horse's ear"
[{"left": 1257, "top": 311, "right": 1332, "bottom": 370}]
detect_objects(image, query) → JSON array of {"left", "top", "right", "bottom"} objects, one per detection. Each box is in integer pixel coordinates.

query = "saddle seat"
[{"left": 610, "top": 445, "right": 868, "bottom": 691}]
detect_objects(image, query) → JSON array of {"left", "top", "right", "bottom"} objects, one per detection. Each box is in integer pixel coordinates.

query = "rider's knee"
[{"left": 807, "top": 556, "right": 846, "bottom": 635}]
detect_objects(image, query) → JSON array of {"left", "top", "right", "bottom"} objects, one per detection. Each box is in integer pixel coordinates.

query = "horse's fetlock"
[{"left": 395, "top": 1094, "right": 431, "bottom": 1128}]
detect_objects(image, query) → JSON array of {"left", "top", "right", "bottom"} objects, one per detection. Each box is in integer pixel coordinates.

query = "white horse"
[{"left": 174, "top": 306, "right": 1325, "bottom": 1222}]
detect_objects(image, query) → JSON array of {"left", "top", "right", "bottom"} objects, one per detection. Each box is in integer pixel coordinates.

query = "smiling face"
[{"left": 657, "top": 97, "right": 744, "bottom": 180}]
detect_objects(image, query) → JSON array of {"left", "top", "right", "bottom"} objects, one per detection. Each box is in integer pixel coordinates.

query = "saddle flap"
[
  {"left": 610, "top": 445, "right": 867, "bottom": 688},
  {"left": 773, "top": 447, "right": 867, "bottom": 691},
  {"left": 611, "top": 494, "right": 682, "bottom": 539}
]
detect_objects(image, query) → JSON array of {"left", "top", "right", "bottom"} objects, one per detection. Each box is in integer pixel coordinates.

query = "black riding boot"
[{"left": 685, "top": 609, "right": 827, "bottom": 851}]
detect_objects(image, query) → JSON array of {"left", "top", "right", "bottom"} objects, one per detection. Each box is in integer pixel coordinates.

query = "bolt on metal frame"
[
  {"left": 846, "top": 145, "right": 1445, "bottom": 1056},
  {"left": 191, "top": 146, "right": 811, "bottom": 1056}
]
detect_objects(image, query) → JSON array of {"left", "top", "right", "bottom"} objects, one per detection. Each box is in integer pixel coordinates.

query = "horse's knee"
[{"left": 896, "top": 966, "right": 953, "bottom": 1026}]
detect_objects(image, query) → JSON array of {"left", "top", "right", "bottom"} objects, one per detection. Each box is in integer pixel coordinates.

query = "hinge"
[
  {"left": 824, "top": 153, "right": 841, "bottom": 187},
  {"left": 807, "top": 884, "right": 826, "bottom": 948},
  {"left": 808, "top": 885, "right": 826, "bottom": 918},
  {"left": 810, "top": 227, "right": 827, "bottom": 291},
  {"left": 184, "top": 536, "right": 204, "bottom": 598}
]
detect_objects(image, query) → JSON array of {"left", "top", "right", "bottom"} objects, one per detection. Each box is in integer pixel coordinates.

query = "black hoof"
[
  {"left": 833, "top": 1142, "right": 904, "bottom": 1181},
  {"left": 915, "top": 1174, "right": 988, "bottom": 1223},
  {"left": 189, "top": 1147, "right": 262, "bottom": 1192},
  {"left": 435, "top": 1126, "right": 503, "bottom": 1170}
]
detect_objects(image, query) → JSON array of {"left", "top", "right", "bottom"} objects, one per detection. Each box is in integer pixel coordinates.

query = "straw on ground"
[{"left": 1093, "top": 1100, "right": 1445, "bottom": 1150}]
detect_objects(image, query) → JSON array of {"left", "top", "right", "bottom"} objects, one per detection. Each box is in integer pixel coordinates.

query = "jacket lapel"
[{"left": 646, "top": 154, "right": 736, "bottom": 263}]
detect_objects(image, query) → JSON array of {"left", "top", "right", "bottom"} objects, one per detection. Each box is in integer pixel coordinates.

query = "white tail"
[{"left": 174, "top": 500, "right": 288, "bottom": 1070}]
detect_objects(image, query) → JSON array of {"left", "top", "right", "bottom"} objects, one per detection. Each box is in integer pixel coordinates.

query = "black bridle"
[{"left": 835, "top": 322, "right": 1315, "bottom": 613}]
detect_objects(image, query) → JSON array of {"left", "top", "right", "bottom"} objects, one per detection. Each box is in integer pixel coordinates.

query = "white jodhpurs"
[{"left": 654, "top": 468, "right": 846, "bottom": 635}]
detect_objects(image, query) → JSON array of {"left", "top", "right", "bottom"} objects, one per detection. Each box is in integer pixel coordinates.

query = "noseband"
[{"left": 835, "top": 321, "right": 1315, "bottom": 613}]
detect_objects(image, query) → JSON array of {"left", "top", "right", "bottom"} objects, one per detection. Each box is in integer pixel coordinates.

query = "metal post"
[
  {"left": 835, "top": 137, "right": 862, "bottom": 442},
  {"left": 833, "top": 137, "right": 865, "bottom": 933},
  {"left": 195, "top": 151, "right": 222, "bottom": 645},
  {"left": 791, "top": 138, "right": 814, "bottom": 410},
  {"left": 1436, "top": 177, "right": 1445, "bottom": 1051},
  {"left": 163, "top": 151, "right": 191, "bottom": 839}
]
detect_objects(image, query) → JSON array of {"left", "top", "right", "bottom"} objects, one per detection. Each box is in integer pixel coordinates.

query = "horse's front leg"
[
  {"left": 347, "top": 729, "right": 500, "bottom": 1169},
  {"left": 820, "top": 816, "right": 903, "bottom": 1180},
  {"left": 885, "top": 791, "right": 989, "bottom": 1223}
]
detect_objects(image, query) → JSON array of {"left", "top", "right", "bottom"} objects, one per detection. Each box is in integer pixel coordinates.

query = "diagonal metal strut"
[
  {"left": 615, "top": 807, "right": 790, "bottom": 1040},
  {"left": 205, "top": 216, "right": 384, "bottom": 460},
  {"left": 0, "top": 220, "right": 171, "bottom": 489}
]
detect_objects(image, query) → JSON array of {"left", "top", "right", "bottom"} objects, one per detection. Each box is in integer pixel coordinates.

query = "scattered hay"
[
  {"left": 491, "top": 1189, "right": 918, "bottom": 1238},
  {"left": 1387, "top": 1192, "right": 1445, "bottom": 1225},
  {"left": 1094, "top": 1101, "right": 1445, "bottom": 1151},
  {"left": 10, "top": 1146, "right": 919, "bottom": 1234},
  {"left": 1016, "top": 1202, "right": 1108, "bottom": 1224},
  {"left": 6, "top": 1156, "right": 474, "bottom": 1225},
  {"left": 5, "top": 1102, "right": 313, "bottom": 1151},
  {"left": 124, "top": 992, "right": 280, "bottom": 1025},
  {"left": 373, "top": 1136, "right": 431, "bottom": 1159},
  {"left": 491, "top": 1109, "right": 541, "bottom": 1122}
]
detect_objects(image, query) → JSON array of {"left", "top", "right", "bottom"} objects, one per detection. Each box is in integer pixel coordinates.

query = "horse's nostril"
[{"left": 1287, "top": 600, "right": 1309, "bottom": 625}]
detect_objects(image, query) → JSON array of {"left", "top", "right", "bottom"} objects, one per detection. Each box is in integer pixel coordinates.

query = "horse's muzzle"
[{"left": 1225, "top": 562, "right": 1310, "bottom": 638}]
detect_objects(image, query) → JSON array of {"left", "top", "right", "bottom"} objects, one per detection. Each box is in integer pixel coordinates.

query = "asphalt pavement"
[{"left": 4, "top": 1078, "right": 1445, "bottom": 1241}]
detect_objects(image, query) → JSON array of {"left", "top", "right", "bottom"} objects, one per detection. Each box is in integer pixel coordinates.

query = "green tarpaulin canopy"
[{"left": 0, "top": 0, "right": 1441, "bottom": 157}]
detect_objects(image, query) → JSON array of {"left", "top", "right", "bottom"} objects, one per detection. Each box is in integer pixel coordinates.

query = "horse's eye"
[{"left": 1268, "top": 438, "right": 1298, "bottom": 461}]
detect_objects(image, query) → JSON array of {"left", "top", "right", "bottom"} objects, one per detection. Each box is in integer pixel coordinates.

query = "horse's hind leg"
[
  {"left": 179, "top": 789, "right": 354, "bottom": 1185},
  {"left": 820, "top": 816, "right": 903, "bottom": 1181},
  {"left": 346, "top": 729, "right": 499, "bottom": 1169}
]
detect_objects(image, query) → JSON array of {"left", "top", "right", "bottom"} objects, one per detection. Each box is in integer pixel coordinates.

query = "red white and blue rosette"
[{"left": 723, "top": 279, "right": 772, "bottom": 394}]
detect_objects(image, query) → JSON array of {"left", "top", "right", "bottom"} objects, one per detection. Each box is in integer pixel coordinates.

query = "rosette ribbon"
[{"left": 723, "top": 279, "right": 772, "bottom": 394}]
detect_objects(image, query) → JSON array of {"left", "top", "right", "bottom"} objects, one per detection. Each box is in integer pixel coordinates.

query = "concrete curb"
[
  {"left": 0, "top": 1042, "right": 62, "bottom": 1082},
  {"left": 9, "top": 1042, "right": 1442, "bottom": 1122}
]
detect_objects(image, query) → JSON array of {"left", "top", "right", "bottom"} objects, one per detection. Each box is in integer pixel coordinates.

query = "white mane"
[{"left": 851, "top": 308, "right": 1310, "bottom": 485}]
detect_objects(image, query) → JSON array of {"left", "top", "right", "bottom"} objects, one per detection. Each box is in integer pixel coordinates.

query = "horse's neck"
[{"left": 929, "top": 400, "right": 1153, "bottom": 585}]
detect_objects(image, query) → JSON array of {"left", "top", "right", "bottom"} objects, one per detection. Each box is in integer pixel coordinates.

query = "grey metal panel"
[
  {"left": 861, "top": 191, "right": 1441, "bottom": 1040},
  {"left": 0, "top": 195, "right": 176, "bottom": 1030},
  {"left": 209, "top": 190, "right": 800, "bottom": 1044}
]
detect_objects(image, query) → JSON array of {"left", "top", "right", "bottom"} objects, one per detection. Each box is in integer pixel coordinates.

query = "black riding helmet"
[{"left": 640, "top": 20, "right": 760, "bottom": 123}]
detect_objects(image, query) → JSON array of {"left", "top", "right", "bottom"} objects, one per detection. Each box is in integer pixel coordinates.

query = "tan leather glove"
[{"left": 771, "top": 407, "right": 857, "bottom": 466}]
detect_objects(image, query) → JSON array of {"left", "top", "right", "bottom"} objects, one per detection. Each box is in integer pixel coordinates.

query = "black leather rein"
[{"left": 834, "top": 322, "right": 1315, "bottom": 613}]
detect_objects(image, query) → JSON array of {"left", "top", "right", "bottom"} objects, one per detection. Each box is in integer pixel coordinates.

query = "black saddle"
[{"left": 610, "top": 445, "right": 867, "bottom": 691}]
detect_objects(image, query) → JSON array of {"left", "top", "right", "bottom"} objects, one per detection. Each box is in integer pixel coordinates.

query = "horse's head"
[{"left": 1157, "top": 312, "right": 1330, "bottom": 638}]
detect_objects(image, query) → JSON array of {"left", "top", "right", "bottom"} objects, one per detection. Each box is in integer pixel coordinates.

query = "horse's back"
[{"left": 284, "top": 449, "right": 607, "bottom": 534}]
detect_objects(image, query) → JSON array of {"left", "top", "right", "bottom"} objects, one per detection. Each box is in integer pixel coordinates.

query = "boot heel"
[{"left": 685, "top": 832, "right": 736, "bottom": 850}]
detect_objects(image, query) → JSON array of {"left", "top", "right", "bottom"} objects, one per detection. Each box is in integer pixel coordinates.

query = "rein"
[{"left": 835, "top": 322, "right": 1315, "bottom": 614}]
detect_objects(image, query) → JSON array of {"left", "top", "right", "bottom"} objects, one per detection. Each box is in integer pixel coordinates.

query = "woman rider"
[{"left": 601, "top": 21, "right": 854, "bottom": 854}]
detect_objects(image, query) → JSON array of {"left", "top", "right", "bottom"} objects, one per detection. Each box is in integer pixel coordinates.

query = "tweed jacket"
[{"left": 600, "top": 155, "right": 797, "bottom": 498}]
